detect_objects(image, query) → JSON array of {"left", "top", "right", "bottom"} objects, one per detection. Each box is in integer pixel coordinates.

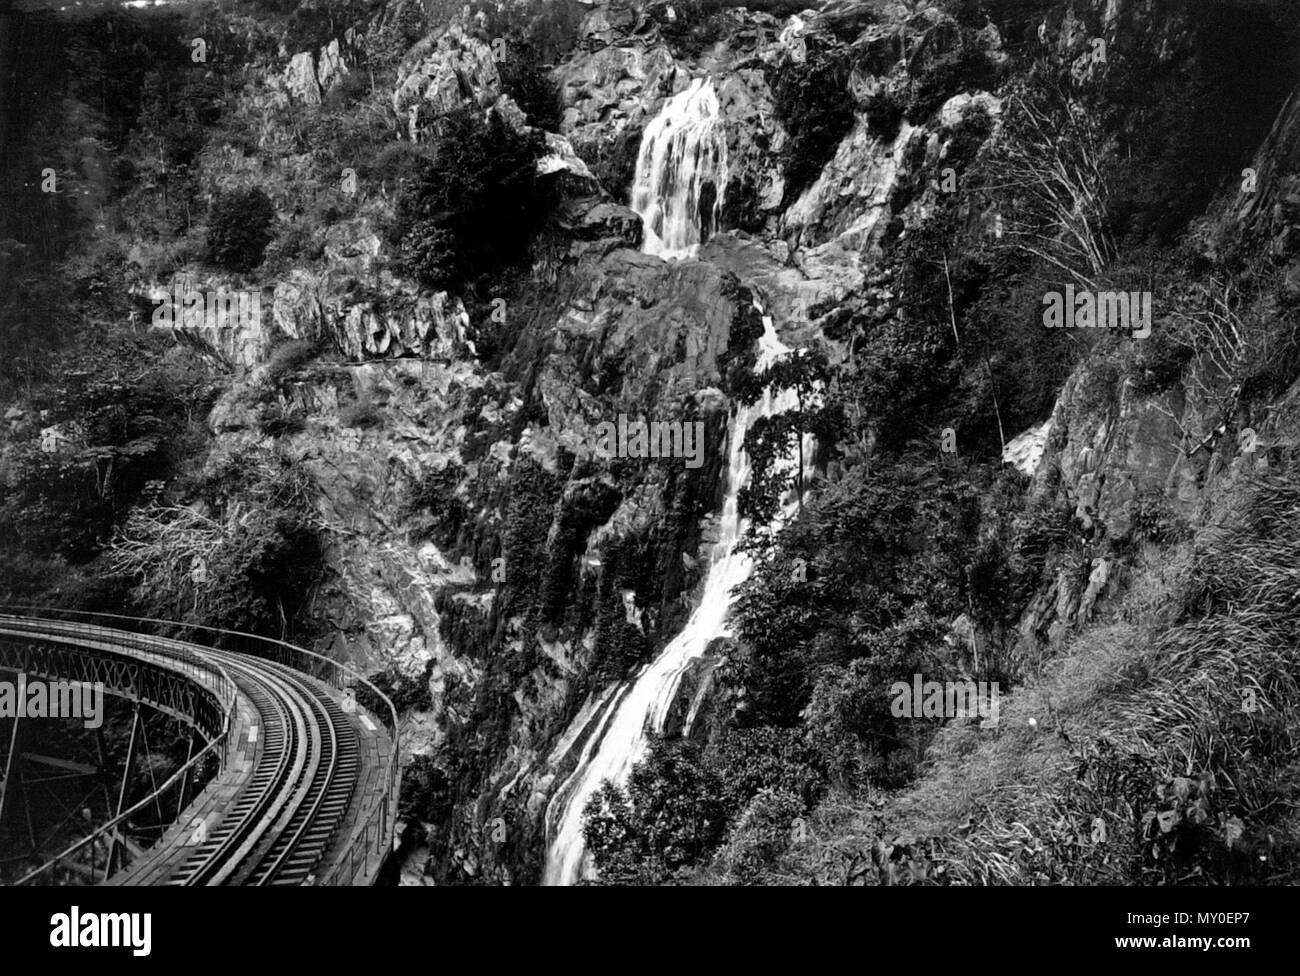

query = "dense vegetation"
[
  {"left": 581, "top": 0, "right": 1300, "bottom": 886},
  {"left": 389, "top": 108, "right": 552, "bottom": 294},
  {"left": 207, "top": 187, "right": 277, "bottom": 272},
  {"left": 8, "top": 0, "right": 1300, "bottom": 891}
]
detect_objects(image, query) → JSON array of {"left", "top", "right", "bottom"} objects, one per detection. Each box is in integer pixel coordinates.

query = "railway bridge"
[{"left": 0, "top": 609, "right": 399, "bottom": 886}]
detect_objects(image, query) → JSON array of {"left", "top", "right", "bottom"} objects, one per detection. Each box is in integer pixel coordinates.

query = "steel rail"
[{"left": 0, "top": 608, "right": 399, "bottom": 886}]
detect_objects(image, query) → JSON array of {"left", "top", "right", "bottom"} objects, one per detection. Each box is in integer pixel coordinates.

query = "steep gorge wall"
[{"left": 40, "top": 0, "right": 1299, "bottom": 884}]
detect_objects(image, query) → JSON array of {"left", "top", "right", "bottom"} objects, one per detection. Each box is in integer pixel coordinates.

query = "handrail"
[
  {"left": 0, "top": 615, "right": 239, "bottom": 743},
  {"left": 0, "top": 607, "right": 401, "bottom": 886},
  {"left": 0, "top": 614, "right": 238, "bottom": 885}
]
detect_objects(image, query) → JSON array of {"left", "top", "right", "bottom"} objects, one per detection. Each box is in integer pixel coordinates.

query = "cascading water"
[
  {"left": 542, "top": 75, "right": 805, "bottom": 885},
  {"left": 630, "top": 77, "right": 728, "bottom": 260},
  {"left": 542, "top": 311, "right": 806, "bottom": 886}
]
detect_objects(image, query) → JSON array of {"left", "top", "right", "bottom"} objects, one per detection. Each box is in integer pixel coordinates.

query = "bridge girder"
[{"left": 0, "top": 634, "right": 226, "bottom": 740}]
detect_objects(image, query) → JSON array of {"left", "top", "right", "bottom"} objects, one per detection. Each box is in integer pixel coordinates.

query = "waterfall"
[
  {"left": 542, "top": 311, "right": 805, "bottom": 886},
  {"left": 630, "top": 77, "right": 728, "bottom": 260},
  {"left": 541, "top": 76, "right": 801, "bottom": 885}
]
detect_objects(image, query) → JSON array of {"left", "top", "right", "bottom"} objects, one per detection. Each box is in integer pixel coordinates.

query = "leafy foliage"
[
  {"left": 1, "top": 334, "right": 217, "bottom": 564},
  {"left": 389, "top": 108, "right": 552, "bottom": 293},
  {"left": 108, "top": 450, "right": 324, "bottom": 638},
  {"left": 206, "top": 187, "right": 276, "bottom": 273},
  {"left": 583, "top": 727, "right": 827, "bottom": 883},
  {"left": 738, "top": 348, "right": 836, "bottom": 525},
  {"left": 496, "top": 40, "right": 561, "bottom": 131},
  {"left": 584, "top": 739, "right": 742, "bottom": 883},
  {"left": 769, "top": 43, "right": 855, "bottom": 201}
]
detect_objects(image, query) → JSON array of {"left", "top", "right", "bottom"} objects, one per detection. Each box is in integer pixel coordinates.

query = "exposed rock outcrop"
[
  {"left": 393, "top": 25, "right": 503, "bottom": 140},
  {"left": 283, "top": 37, "right": 352, "bottom": 105}
]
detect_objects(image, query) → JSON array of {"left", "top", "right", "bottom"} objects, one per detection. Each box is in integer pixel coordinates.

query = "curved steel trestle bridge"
[{"left": 0, "top": 609, "right": 399, "bottom": 886}]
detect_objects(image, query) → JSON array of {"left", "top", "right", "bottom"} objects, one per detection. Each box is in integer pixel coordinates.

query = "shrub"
[
  {"left": 654, "top": 0, "right": 728, "bottom": 58},
  {"left": 260, "top": 400, "right": 307, "bottom": 437},
  {"left": 263, "top": 220, "right": 323, "bottom": 272},
  {"left": 207, "top": 187, "right": 276, "bottom": 273},
  {"left": 770, "top": 44, "right": 855, "bottom": 201},
  {"left": 359, "top": 0, "right": 431, "bottom": 69},
  {"left": 583, "top": 739, "right": 730, "bottom": 884},
  {"left": 389, "top": 108, "right": 552, "bottom": 293},
  {"left": 265, "top": 339, "right": 318, "bottom": 389},
  {"left": 573, "top": 126, "right": 644, "bottom": 204},
  {"left": 359, "top": 660, "right": 435, "bottom": 714},
  {"left": 341, "top": 399, "right": 383, "bottom": 429},
  {"left": 1129, "top": 487, "right": 1188, "bottom": 545},
  {"left": 497, "top": 41, "right": 560, "bottom": 131},
  {"left": 364, "top": 141, "right": 431, "bottom": 193},
  {"left": 109, "top": 452, "right": 324, "bottom": 638},
  {"left": 397, "top": 753, "right": 452, "bottom": 826},
  {"left": 864, "top": 89, "right": 905, "bottom": 140},
  {"left": 720, "top": 787, "right": 805, "bottom": 883},
  {"left": 478, "top": 0, "right": 585, "bottom": 65},
  {"left": 405, "top": 463, "right": 471, "bottom": 545},
  {"left": 1129, "top": 318, "right": 1193, "bottom": 397},
  {"left": 0, "top": 331, "right": 217, "bottom": 562},
  {"left": 904, "top": 41, "right": 1000, "bottom": 125}
]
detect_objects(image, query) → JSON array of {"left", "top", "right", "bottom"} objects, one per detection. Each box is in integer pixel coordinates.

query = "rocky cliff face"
[
  {"left": 988, "top": 0, "right": 1300, "bottom": 670},
  {"left": 154, "top": 0, "right": 1300, "bottom": 884},
  {"left": 245, "top": 1, "right": 998, "bottom": 883}
]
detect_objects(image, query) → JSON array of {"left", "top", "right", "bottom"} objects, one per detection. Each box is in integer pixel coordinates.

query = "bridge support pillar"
[
  {"left": 175, "top": 730, "right": 196, "bottom": 818},
  {"left": 105, "top": 704, "right": 141, "bottom": 877},
  {"left": 0, "top": 711, "right": 25, "bottom": 835},
  {"left": 95, "top": 728, "right": 116, "bottom": 829}
]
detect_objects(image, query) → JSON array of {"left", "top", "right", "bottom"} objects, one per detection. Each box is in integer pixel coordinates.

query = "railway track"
[{"left": 0, "top": 612, "right": 396, "bottom": 886}]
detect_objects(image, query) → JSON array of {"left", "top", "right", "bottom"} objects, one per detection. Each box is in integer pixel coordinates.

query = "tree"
[
  {"left": 740, "top": 348, "right": 835, "bottom": 525},
  {"left": 0, "top": 333, "right": 216, "bottom": 562},
  {"left": 389, "top": 107, "right": 551, "bottom": 293},
  {"left": 207, "top": 187, "right": 276, "bottom": 272},
  {"left": 582, "top": 739, "right": 729, "bottom": 883},
  {"left": 108, "top": 450, "right": 324, "bottom": 638}
]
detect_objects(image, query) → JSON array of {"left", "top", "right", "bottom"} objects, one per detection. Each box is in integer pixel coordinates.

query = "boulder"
[
  {"left": 559, "top": 197, "right": 644, "bottom": 247},
  {"left": 538, "top": 132, "right": 600, "bottom": 190}
]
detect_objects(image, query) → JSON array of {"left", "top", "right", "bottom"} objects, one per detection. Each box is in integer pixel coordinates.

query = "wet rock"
[
  {"left": 783, "top": 116, "right": 914, "bottom": 256},
  {"left": 557, "top": 44, "right": 680, "bottom": 147},
  {"left": 559, "top": 196, "right": 644, "bottom": 247},
  {"left": 538, "top": 132, "right": 600, "bottom": 191},
  {"left": 1003, "top": 419, "right": 1052, "bottom": 477}
]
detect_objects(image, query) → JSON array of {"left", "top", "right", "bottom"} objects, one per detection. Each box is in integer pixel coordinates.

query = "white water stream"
[
  {"left": 542, "top": 315, "right": 801, "bottom": 885},
  {"left": 542, "top": 75, "right": 809, "bottom": 885},
  {"left": 630, "top": 77, "right": 728, "bottom": 260}
]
